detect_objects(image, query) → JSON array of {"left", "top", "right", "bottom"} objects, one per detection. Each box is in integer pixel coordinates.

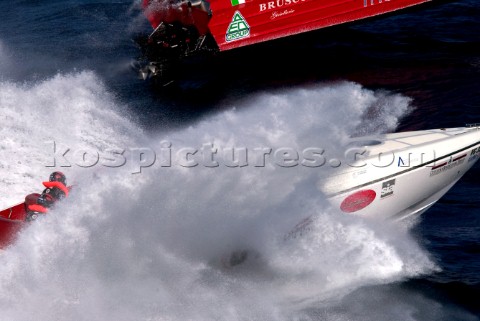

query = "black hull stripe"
[{"left": 328, "top": 140, "right": 480, "bottom": 197}]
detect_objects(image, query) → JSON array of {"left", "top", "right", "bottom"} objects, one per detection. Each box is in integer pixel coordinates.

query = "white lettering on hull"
[
  {"left": 259, "top": 0, "right": 306, "bottom": 12},
  {"left": 364, "top": 0, "right": 391, "bottom": 7}
]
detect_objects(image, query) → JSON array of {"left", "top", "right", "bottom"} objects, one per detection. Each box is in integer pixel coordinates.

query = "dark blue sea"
[{"left": 0, "top": 1, "right": 479, "bottom": 320}]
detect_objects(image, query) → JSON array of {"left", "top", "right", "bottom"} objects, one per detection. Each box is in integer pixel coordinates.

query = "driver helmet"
[{"left": 49, "top": 171, "right": 66, "bottom": 185}]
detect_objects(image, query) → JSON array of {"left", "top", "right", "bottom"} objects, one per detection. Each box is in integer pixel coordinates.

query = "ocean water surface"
[{"left": 0, "top": 0, "right": 479, "bottom": 320}]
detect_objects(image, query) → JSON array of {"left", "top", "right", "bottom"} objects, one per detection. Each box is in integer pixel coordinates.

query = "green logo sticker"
[
  {"left": 226, "top": 11, "right": 250, "bottom": 42},
  {"left": 231, "top": 0, "right": 245, "bottom": 6}
]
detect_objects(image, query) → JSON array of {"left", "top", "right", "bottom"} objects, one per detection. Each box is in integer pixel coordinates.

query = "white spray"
[{"left": 0, "top": 70, "right": 436, "bottom": 321}]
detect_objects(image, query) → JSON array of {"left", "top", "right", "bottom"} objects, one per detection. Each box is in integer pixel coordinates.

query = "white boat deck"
[
  {"left": 352, "top": 127, "right": 474, "bottom": 156},
  {"left": 319, "top": 126, "right": 480, "bottom": 196}
]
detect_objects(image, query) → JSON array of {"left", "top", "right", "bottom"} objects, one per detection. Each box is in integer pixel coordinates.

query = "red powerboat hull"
[
  {"left": 0, "top": 203, "right": 27, "bottom": 249},
  {"left": 209, "top": 0, "right": 431, "bottom": 51},
  {"left": 0, "top": 189, "right": 70, "bottom": 249},
  {"left": 143, "top": 0, "right": 431, "bottom": 51},
  {"left": 139, "top": 0, "right": 430, "bottom": 80}
]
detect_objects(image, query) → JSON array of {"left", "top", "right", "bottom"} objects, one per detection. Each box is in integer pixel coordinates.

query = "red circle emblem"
[{"left": 340, "top": 190, "right": 376, "bottom": 213}]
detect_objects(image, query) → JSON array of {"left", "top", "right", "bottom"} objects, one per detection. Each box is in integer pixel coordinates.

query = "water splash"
[{"left": 0, "top": 72, "right": 437, "bottom": 321}]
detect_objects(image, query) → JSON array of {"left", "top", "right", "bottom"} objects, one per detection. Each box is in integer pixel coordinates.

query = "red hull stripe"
[
  {"left": 453, "top": 154, "right": 467, "bottom": 162},
  {"left": 431, "top": 154, "right": 467, "bottom": 170},
  {"left": 431, "top": 162, "right": 448, "bottom": 170}
]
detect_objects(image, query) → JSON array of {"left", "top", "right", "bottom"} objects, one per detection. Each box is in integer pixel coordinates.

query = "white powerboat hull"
[
  {"left": 321, "top": 125, "right": 480, "bottom": 220},
  {"left": 223, "top": 125, "right": 480, "bottom": 267}
]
